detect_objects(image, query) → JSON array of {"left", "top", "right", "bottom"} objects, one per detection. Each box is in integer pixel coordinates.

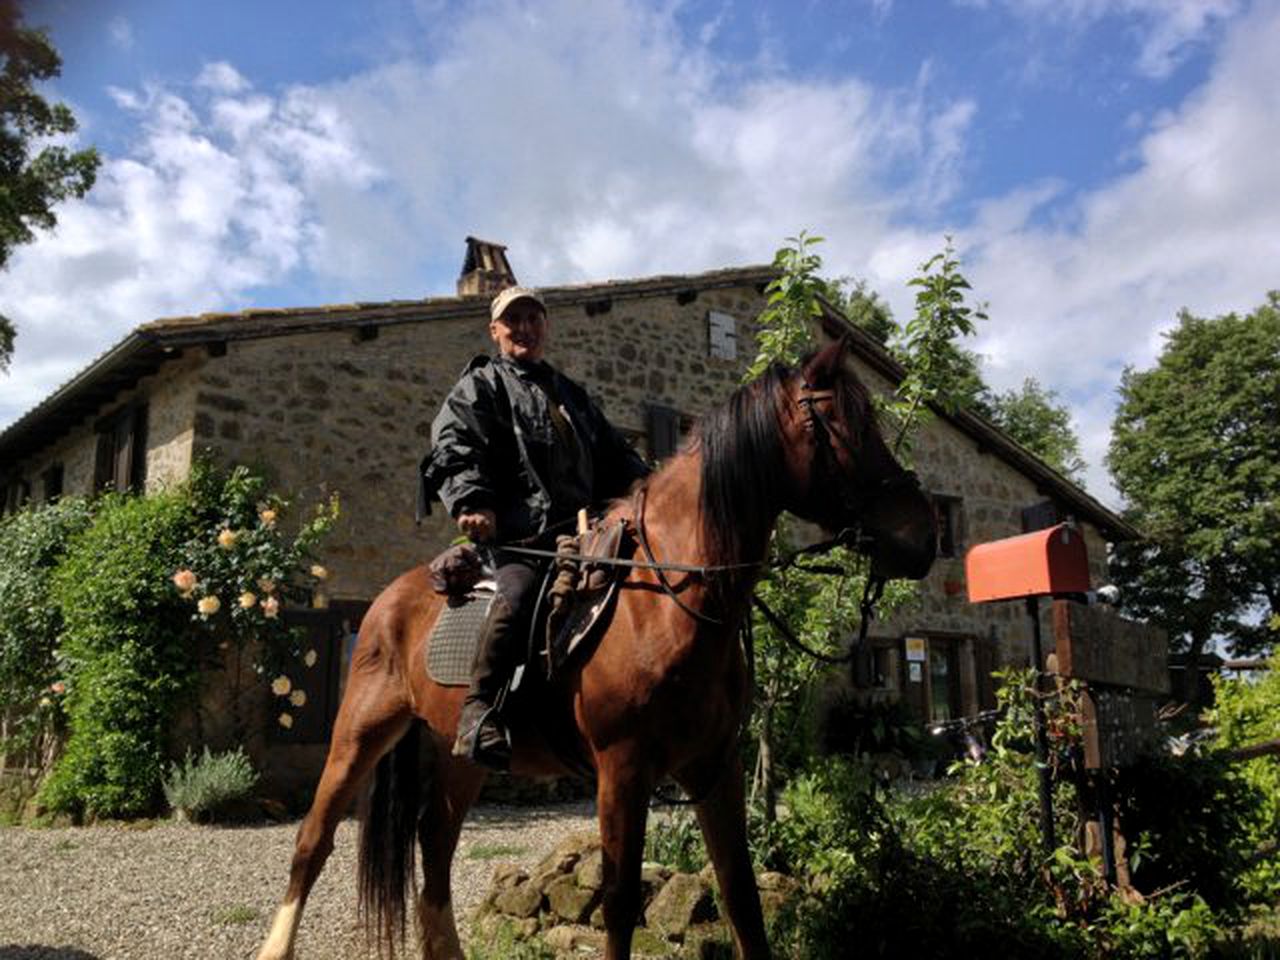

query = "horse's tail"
[{"left": 358, "top": 720, "right": 423, "bottom": 957}]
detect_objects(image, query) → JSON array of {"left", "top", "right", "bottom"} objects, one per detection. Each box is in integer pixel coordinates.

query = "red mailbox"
[{"left": 965, "top": 523, "right": 1090, "bottom": 603}]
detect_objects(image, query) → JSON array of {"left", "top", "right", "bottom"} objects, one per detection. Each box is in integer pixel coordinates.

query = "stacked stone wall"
[
  {"left": 191, "top": 284, "right": 771, "bottom": 601},
  {"left": 11, "top": 350, "right": 203, "bottom": 503}
]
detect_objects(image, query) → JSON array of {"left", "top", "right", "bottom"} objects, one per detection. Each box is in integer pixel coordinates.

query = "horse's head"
[{"left": 781, "top": 338, "right": 937, "bottom": 580}]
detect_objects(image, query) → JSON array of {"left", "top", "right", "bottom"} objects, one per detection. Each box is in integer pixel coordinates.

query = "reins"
[{"left": 752, "top": 573, "right": 886, "bottom": 665}]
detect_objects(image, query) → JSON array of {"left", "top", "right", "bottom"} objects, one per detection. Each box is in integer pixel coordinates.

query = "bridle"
[
  {"left": 781, "top": 380, "right": 926, "bottom": 684},
  {"left": 797, "top": 381, "right": 924, "bottom": 552}
]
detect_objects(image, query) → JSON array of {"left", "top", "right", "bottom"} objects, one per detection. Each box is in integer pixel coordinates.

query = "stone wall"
[
  {"left": 11, "top": 350, "right": 204, "bottom": 503},
  {"left": 191, "top": 284, "right": 770, "bottom": 602}
]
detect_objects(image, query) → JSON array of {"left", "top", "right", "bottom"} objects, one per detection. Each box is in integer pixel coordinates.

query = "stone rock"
[
  {"left": 575, "top": 848, "right": 604, "bottom": 890},
  {"left": 473, "top": 912, "right": 539, "bottom": 942},
  {"left": 589, "top": 905, "right": 605, "bottom": 929},
  {"left": 640, "top": 861, "right": 672, "bottom": 907},
  {"left": 528, "top": 830, "right": 599, "bottom": 895},
  {"left": 681, "top": 924, "right": 735, "bottom": 960},
  {"left": 534, "top": 830, "right": 600, "bottom": 875},
  {"left": 542, "top": 925, "right": 606, "bottom": 953},
  {"left": 760, "top": 889, "right": 793, "bottom": 921},
  {"left": 697, "top": 861, "right": 719, "bottom": 891},
  {"left": 546, "top": 873, "right": 601, "bottom": 924},
  {"left": 645, "top": 872, "right": 718, "bottom": 936},
  {"left": 493, "top": 878, "right": 544, "bottom": 919},
  {"left": 492, "top": 862, "right": 528, "bottom": 889},
  {"left": 755, "top": 870, "right": 789, "bottom": 892},
  {"left": 631, "top": 926, "right": 673, "bottom": 956}
]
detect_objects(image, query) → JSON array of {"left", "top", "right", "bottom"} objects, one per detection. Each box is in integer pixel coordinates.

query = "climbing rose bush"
[{"left": 174, "top": 463, "right": 338, "bottom": 734}]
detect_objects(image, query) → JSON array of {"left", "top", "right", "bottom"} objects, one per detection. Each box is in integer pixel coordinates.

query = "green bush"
[
  {"left": 31, "top": 464, "right": 337, "bottom": 821},
  {"left": 38, "top": 491, "right": 198, "bottom": 819},
  {"left": 761, "top": 671, "right": 1241, "bottom": 958},
  {"left": 0, "top": 497, "right": 94, "bottom": 760},
  {"left": 645, "top": 808, "right": 707, "bottom": 873},
  {"left": 163, "top": 746, "right": 258, "bottom": 820},
  {"left": 1212, "top": 657, "right": 1280, "bottom": 901}
]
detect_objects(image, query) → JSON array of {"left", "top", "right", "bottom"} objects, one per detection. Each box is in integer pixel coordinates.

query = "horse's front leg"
[
  {"left": 681, "top": 753, "right": 770, "bottom": 960},
  {"left": 596, "top": 747, "right": 653, "bottom": 960}
]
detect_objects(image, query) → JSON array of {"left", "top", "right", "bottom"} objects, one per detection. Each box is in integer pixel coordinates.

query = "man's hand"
[{"left": 456, "top": 509, "right": 497, "bottom": 543}]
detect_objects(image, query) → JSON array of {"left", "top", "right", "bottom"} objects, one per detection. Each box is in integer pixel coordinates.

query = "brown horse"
[{"left": 255, "top": 338, "right": 936, "bottom": 960}]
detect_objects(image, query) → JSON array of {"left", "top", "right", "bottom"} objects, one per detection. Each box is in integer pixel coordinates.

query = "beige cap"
[{"left": 489, "top": 286, "right": 546, "bottom": 321}]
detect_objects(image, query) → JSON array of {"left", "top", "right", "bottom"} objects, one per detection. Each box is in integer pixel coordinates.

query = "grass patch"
[
  {"left": 214, "top": 904, "right": 259, "bottom": 926},
  {"left": 466, "top": 842, "right": 529, "bottom": 861}
]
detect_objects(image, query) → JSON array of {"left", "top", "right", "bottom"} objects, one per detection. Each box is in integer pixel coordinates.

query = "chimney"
[{"left": 458, "top": 236, "right": 517, "bottom": 297}]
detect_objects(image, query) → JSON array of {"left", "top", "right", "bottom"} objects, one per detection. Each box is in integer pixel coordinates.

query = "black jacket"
[{"left": 419, "top": 355, "right": 650, "bottom": 541}]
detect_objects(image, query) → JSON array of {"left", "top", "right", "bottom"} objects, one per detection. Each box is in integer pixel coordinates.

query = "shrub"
[
  {"left": 164, "top": 746, "right": 259, "bottom": 820},
  {"left": 38, "top": 491, "right": 198, "bottom": 819},
  {"left": 762, "top": 671, "right": 1242, "bottom": 958},
  {"left": 0, "top": 497, "right": 94, "bottom": 762},
  {"left": 1211, "top": 656, "right": 1280, "bottom": 901},
  {"left": 645, "top": 807, "right": 707, "bottom": 873},
  {"left": 33, "top": 464, "right": 337, "bottom": 820},
  {"left": 176, "top": 462, "right": 338, "bottom": 739}
]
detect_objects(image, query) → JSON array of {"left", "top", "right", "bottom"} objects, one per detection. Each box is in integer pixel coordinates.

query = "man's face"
[{"left": 490, "top": 299, "right": 548, "bottom": 363}]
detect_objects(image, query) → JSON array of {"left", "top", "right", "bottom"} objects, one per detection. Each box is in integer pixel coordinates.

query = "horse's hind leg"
[
  {"left": 684, "top": 754, "right": 769, "bottom": 959},
  {"left": 415, "top": 740, "right": 487, "bottom": 959},
  {"left": 257, "top": 684, "right": 411, "bottom": 960}
]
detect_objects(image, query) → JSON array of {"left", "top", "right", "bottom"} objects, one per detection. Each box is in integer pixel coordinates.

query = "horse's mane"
[{"left": 694, "top": 349, "right": 873, "bottom": 595}]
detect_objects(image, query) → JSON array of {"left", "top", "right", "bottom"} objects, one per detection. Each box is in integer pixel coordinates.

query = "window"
[
  {"left": 931, "top": 494, "right": 963, "bottom": 558},
  {"left": 707, "top": 310, "right": 737, "bottom": 360},
  {"left": 94, "top": 403, "right": 148, "bottom": 493},
  {"left": 2, "top": 477, "right": 31, "bottom": 515},
  {"left": 645, "top": 404, "right": 694, "bottom": 462},
  {"left": 41, "top": 464, "right": 64, "bottom": 503},
  {"left": 901, "top": 634, "right": 965, "bottom": 725}
]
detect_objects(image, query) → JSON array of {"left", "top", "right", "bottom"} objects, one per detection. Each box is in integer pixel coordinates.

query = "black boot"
[{"left": 452, "top": 594, "right": 518, "bottom": 771}]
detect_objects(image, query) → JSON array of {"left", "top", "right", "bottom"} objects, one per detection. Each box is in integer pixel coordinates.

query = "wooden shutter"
[
  {"left": 646, "top": 404, "right": 681, "bottom": 462},
  {"left": 129, "top": 405, "right": 149, "bottom": 490},
  {"left": 94, "top": 430, "right": 114, "bottom": 491}
]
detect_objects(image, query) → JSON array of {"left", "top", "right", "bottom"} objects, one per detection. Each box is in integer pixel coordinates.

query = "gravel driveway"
[{"left": 0, "top": 801, "right": 598, "bottom": 960}]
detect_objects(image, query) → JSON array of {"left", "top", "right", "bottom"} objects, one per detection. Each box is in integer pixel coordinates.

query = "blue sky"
[{"left": 4, "top": 0, "right": 1277, "bottom": 505}]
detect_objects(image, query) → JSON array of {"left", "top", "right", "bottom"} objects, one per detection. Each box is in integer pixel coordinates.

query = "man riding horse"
[{"left": 420, "top": 285, "right": 650, "bottom": 771}]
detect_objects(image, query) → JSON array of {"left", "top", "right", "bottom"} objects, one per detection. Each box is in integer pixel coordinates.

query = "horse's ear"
[{"left": 802, "top": 336, "right": 850, "bottom": 386}]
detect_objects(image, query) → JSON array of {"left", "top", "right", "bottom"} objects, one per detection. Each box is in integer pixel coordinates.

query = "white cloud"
[
  {"left": 963, "top": 0, "right": 1239, "bottom": 77},
  {"left": 108, "top": 17, "right": 133, "bottom": 51},
  {"left": 0, "top": 70, "right": 381, "bottom": 424},
  {"left": 196, "top": 62, "right": 250, "bottom": 95},
  {"left": 958, "top": 0, "right": 1280, "bottom": 503}
]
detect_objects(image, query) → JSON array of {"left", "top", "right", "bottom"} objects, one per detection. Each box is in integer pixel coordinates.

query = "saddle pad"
[{"left": 425, "top": 589, "right": 494, "bottom": 686}]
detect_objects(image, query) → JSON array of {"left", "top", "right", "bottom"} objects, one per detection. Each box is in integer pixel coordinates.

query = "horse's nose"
[{"left": 869, "top": 531, "right": 936, "bottom": 580}]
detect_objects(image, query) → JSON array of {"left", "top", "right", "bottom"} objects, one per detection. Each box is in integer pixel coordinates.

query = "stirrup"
[{"left": 452, "top": 705, "right": 511, "bottom": 772}]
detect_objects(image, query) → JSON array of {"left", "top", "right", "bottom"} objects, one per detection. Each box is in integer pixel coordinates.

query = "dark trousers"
[{"left": 465, "top": 554, "right": 541, "bottom": 711}]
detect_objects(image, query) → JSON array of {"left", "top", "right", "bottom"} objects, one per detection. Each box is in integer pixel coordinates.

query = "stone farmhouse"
[{"left": 0, "top": 238, "right": 1136, "bottom": 787}]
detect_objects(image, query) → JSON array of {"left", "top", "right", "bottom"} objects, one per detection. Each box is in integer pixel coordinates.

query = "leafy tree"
[
  {"left": 744, "top": 230, "right": 827, "bottom": 380},
  {"left": 986, "top": 378, "right": 1087, "bottom": 482},
  {"left": 885, "top": 237, "right": 990, "bottom": 450},
  {"left": 743, "top": 233, "right": 920, "bottom": 821},
  {"left": 1, "top": 0, "right": 100, "bottom": 370},
  {"left": 1107, "top": 294, "right": 1280, "bottom": 663},
  {"left": 819, "top": 275, "right": 898, "bottom": 345}
]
